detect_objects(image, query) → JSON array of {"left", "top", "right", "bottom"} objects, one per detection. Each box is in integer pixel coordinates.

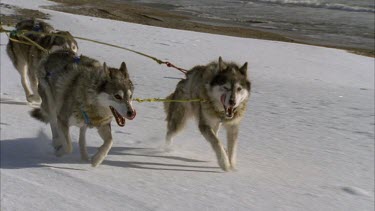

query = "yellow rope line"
[
  {"left": 133, "top": 98, "right": 206, "bottom": 103},
  {"left": 19, "top": 34, "right": 49, "bottom": 53},
  {"left": 1, "top": 25, "right": 203, "bottom": 103},
  {"left": 73, "top": 36, "right": 163, "bottom": 64},
  {"left": 2, "top": 26, "right": 49, "bottom": 53},
  {"left": 7, "top": 36, "right": 34, "bottom": 46}
]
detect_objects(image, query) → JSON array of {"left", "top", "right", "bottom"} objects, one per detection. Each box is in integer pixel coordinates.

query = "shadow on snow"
[{"left": 0, "top": 130, "right": 221, "bottom": 173}]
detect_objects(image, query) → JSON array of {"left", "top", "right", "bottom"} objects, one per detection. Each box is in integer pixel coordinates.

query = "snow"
[{"left": 1, "top": 0, "right": 374, "bottom": 210}]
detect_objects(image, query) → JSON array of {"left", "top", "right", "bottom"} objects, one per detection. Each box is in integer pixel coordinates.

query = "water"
[{"left": 126, "top": 0, "right": 374, "bottom": 50}]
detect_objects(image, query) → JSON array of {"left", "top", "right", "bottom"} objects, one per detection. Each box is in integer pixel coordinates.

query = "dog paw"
[
  {"left": 162, "top": 144, "right": 174, "bottom": 152},
  {"left": 219, "top": 163, "right": 231, "bottom": 172},
  {"left": 27, "top": 94, "right": 41, "bottom": 104},
  {"left": 54, "top": 145, "right": 65, "bottom": 157},
  {"left": 91, "top": 154, "right": 105, "bottom": 167},
  {"left": 218, "top": 156, "right": 231, "bottom": 172},
  {"left": 214, "top": 148, "right": 231, "bottom": 171},
  {"left": 230, "top": 165, "right": 238, "bottom": 172}
]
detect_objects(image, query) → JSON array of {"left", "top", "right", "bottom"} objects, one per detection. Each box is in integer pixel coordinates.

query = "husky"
[
  {"left": 164, "top": 57, "right": 251, "bottom": 171},
  {"left": 6, "top": 19, "right": 78, "bottom": 105},
  {"left": 30, "top": 50, "right": 136, "bottom": 167}
]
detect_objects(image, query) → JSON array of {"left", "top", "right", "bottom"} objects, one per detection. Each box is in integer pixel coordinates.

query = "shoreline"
[{"left": 2, "top": 0, "right": 374, "bottom": 57}]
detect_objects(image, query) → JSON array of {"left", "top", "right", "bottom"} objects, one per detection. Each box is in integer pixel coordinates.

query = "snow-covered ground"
[{"left": 1, "top": 0, "right": 374, "bottom": 210}]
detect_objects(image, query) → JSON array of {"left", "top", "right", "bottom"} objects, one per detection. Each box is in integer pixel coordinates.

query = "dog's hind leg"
[
  {"left": 57, "top": 118, "right": 73, "bottom": 154},
  {"left": 37, "top": 83, "right": 64, "bottom": 156},
  {"left": 38, "top": 81, "right": 66, "bottom": 156},
  {"left": 165, "top": 101, "right": 188, "bottom": 147},
  {"left": 91, "top": 124, "right": 112, "bottom": 167},
  {"left": 79, "top": 126, "right": 89, "bottom": 161},
  {"left": 18, "top": 61, "right": 34, "bottom": 103},
  {"left": 51, "top": 122, "right": 65, "bottom": 156},
  {"left": 226, "top": 124, "right": 239, "bottom": 170},
  {"left": 28, "top": 70, "right": 41, "bottom": 104}
]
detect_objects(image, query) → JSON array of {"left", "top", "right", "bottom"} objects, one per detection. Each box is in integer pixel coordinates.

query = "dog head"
[
  {"left": 97, "top": 62, "right": 136, "bottom": 127},
  {"left": 41, "top": 31, "right": 78, "bottom": 53},
  {"left": 16, "top": 19, "right": 55, "bottom": 34},
  {"left": 208, "top": 57, "right": 250, "bottom": 119}
]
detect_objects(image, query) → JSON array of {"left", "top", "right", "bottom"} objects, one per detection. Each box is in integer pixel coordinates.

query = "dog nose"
[
  {"left": 229, "top": 99, "right": 235, "bottom": 106},
  {"left": 126, "top": 109, "right": 136, "bottom": 120}
]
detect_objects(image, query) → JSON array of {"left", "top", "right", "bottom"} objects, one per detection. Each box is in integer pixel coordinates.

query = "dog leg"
[
  {"left": 37, "top": 82, "right": 63, "bottom": 156},
  {"left": 213, "top": 122, "right": 221, "bottom": 136},
  {"left": 79, "top": 126, "right": 89, "bottom": 161},
  {"left": 18, "top": 61, "right": 34, "bottom": 103},
  {"left": 28, "top": 70, "right": 41, "bottom": 104},
  {"left": 198, "top": 122, "right": 230, "bottom": 172},
  {"left": 165, "top": 102, "right": 187, "bottom": 147},
  {"left": 91, "top": 124, "right": 112, "bottom": 167},
  {"left": 57, "top": 117, "right": 73, "bottom": 154},
  {"left": 226, "top": 124, "right": 239, "bottom": 170},
  {"left": 50, "top": 122, "right": 65, "bottom": 156},
  {"left": 39, "top": 80, "right": 66, "bottom": 156}
]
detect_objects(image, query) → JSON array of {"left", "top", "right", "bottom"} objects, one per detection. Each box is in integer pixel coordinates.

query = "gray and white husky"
[
  {"left": 6, "top": 19, "right": 78, "bottom": 105},
  {"left": 164, "top": 57, "right": 251, "bottom": 171},
  {"left": 31, "top": 50, "right": 136, "bottom": 167}
]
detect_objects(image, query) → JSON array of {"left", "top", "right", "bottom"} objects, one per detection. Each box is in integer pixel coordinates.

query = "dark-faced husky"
[
  {"left": 164, "top": 57, "right": 251, "bottom": 171},
  {"left": 31, "top": 50, "right": 136, "bottom": 167},
  {"left": 6, "top": 19, "right": 78, "bottom": 105}
]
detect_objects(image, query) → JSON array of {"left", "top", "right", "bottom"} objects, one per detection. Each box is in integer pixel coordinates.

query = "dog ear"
[
  {"left": 38, "top": 36, "right": 52, "bottom": 48},
  {"left": 101, "top": 62, "right": 110, "bottom": 78},
  {"left": 120, "top": 62, "right": 129, "bottom": 78},
  {"left": 239, "top": 62, "right": 248, "bottom": 76},
  {"left": 218, "top": 56, "right": 226, "bottom": 71}
]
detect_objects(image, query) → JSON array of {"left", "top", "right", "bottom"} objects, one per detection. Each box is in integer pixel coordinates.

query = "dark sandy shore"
[{"left": 1, "top": 0, "right": 373, "bottom": 57}]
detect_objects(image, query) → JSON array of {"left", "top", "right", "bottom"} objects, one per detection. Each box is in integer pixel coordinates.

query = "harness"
[
  {"left": 79, "top": 105, "right": 112, "bottom": 127},
  {"left": 45, "top": 54, "right": 80, "bottom": 78},
  {"left": 80, "top": 108, "right": 92, "bottom": 126}
]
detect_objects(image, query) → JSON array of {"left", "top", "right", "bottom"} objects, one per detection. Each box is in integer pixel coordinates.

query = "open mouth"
[
  {"left": 109, "top": 106, "right": 125, "bottom": 127},
  {"left": 221, "top": 95, "right": 236, "bottom": 118}
]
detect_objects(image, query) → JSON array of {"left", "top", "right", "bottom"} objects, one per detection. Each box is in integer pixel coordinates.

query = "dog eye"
[
  {"left": 223, "top": 87, "right": 230, "bottom": 91},
  {"left": 237, "top": 87, "right": 242, "bottom": 92},
  {"left": 114, "top": 94, "right": 122, "bottom": 100}
]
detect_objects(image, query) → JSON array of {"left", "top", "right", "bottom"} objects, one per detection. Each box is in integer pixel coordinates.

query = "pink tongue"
[
  {"left": 221, "top": 95, "right": 226, "bottom": 105},
  {"left": 221, "top": 95, "right": 234, "bottom": 117}
]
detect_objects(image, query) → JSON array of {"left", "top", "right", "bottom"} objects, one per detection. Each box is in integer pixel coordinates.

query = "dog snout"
[
  {"left": 126, "top": 109, "right": 136, "bottom": 120},
  {"left": 229, "top": 99, "right": 236, "bottom": 106}
]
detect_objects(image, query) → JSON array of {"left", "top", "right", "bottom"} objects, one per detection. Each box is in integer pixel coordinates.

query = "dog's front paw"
[
  {"left": 230, "top": 165, "right": 238, "bottom": 172},
  {"left": 217, "top": 154, "right": 231, "bottom": 172},
  {"left": 91, "top": 153, "right": 105, "bottom": 167}
]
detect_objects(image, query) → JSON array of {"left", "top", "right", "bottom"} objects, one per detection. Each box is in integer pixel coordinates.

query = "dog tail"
[{"left": 30, "top": 108, "right": 49, "bottom": 123}]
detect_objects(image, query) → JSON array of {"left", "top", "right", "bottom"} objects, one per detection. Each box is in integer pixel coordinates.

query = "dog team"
[{"left": 6, "top": 19, "right": 251, "bottom": 171}]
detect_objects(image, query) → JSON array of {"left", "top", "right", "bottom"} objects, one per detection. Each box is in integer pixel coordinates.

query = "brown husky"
[
  {"left": 6, "top": 19, "right": 78, "bottom": 105},
  {"left": 164, "top": 57, "right": 251, "bottom": 171},
  {"left": 31, "top": 50, "right": 136, "bottom": 167}
]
